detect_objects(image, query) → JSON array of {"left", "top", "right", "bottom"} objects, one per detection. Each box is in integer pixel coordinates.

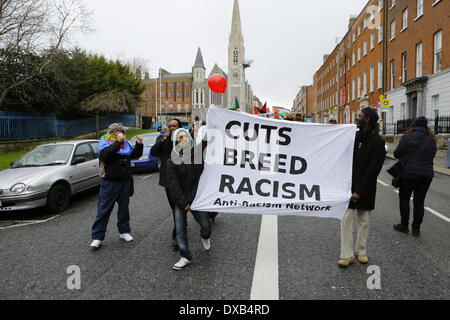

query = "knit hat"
[
  {"left": 412, "top": 116, "right": 428, "bottom": 128},
  {"left": 361, "top": 107, "right": 379, "bottom": 126}
]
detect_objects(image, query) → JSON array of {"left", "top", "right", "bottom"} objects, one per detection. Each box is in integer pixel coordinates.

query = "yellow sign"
[{"left": 379, "top": 95, "right": 391, "bottom": 111}]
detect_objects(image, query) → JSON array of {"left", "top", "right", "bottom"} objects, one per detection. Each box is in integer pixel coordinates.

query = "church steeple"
[
  {"left": 193, "top": 47, "right": 205, "bottom": 70},
  {"left": 229, "top": 0, "right": 243, "bottom": 42}
]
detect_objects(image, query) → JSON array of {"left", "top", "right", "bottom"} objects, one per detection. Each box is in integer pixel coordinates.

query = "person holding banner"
[
  {"left": 167, "top": 129, "right": 211, "bottom": 271},
  {"left": 90, "top": 123, "right": 143, "bottom": 250},
  {"left": 150, "top": 119, "right": 183, "bottom": 250},
  {"left": 339, "top": 108, "right": 385, "bottom": 267}
]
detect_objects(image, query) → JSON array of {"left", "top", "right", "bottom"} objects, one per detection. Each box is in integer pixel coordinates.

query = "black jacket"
[
  {"left": 150, "top": 135, "right": 173, "bottom": 187},
  {"left": 393, "top": 127, "right": 437, "bottom": 179},
  {"left": 166, "top": 145, "right": 205, "bottom": 210},
  {"left": 349, "top": 130, "right": 386, "bottom": 211},
  {"left": 99, "top": 141, "right": 143, "bottom": 182}
]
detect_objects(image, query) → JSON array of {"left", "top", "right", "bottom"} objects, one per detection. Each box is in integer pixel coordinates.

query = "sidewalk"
[{"left": 385, "top": 141, "right": 450, "bottom": 176}]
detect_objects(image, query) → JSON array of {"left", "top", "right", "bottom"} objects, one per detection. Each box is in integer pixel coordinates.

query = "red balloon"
[{"left": 208, "top": 73, "right": 227, "bottom": 94}]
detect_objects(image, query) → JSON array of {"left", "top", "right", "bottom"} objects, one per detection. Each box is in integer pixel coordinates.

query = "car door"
[
  {"left": 89, "top": 142, "right": 101, "bottom": 186},
  {"left": 69, "top": 143, "right": 98, "bottom": 192}
]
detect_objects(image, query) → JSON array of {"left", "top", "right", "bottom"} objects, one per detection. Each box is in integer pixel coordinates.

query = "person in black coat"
[
  {"left": 150, "top": 118, "right": 182, "bottom": 249},
  {"left": 339, "top": 107, "right": 386, "bottom": 268},
  {"left": 393, "top": 116, "right": 437, "bottom": 237},
  {"left": 167, "top": 129, "right": 211, "bottom": 270}
]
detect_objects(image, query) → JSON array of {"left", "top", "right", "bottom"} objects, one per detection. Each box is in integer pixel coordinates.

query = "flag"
[{"left": 98, "top": 133, "right": 135, "bottom": 156}]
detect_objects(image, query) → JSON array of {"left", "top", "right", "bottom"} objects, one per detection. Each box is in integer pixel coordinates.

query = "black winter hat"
[
  {"left": 412, "top": 116, "right": 428, "bottom": 128},
  {"left": 361, "top": 107, "right": 379, "bottom": 125}
]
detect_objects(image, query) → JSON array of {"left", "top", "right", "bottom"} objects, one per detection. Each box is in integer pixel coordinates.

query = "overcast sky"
[{"left": 74, "top": 0, "right": 368, "bottom": 109}]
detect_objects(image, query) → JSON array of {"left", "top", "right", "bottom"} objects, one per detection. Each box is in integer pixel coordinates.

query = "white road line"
[
  {"left": 377, "top": 180, "right": 389, "bottom": 187},
  {"left": 394, "top": 190, "right": 399, "bottom": 194},
  {"left": 425, "top": 207, "right": 450, "bottom": 223},
  {"left": 0, "top": 215, "right": 60, "bottom": 231},
  {"left": 250, "top": 215, "right": 279, "bottom": 300},
  {"left": 142, "top": 175, "right": 152, "bottom": 180}
]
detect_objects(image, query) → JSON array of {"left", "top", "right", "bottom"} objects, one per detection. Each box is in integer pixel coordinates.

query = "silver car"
[{"left": 0, "top": 140, "right": 100, "bottom": 213}]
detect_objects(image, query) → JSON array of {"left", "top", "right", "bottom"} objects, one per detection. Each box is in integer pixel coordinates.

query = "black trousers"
[{"left": 399, "top": 177, "right": 432, "bottom": 230}]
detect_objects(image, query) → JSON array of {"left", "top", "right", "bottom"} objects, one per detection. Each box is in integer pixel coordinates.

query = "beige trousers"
[{"left": 340, "top": 208, "right": 372, "bottom": 259}]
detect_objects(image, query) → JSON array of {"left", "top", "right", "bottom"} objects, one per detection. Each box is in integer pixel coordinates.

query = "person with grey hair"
[{"left": 90, "top": 123, "right": 143, "bottom": 250}]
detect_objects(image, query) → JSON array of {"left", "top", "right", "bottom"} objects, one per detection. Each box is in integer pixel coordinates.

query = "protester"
[
  {"left": 339, "top": 107, "right": 385, "bottom": 267},
  {"left": 167, "top": 129, "right": 211, "bottom": 270},
  {"left": 90, "top": 123, "right": 143, "bottom": 250},
  {"left": 393, "top": 117, "right": 437, "bottom": 237},
  {"left": 150, "top": 119, "right": 182, "bottom": 250}
]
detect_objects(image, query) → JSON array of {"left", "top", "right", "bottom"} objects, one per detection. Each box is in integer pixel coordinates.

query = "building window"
[
  {"left": 390, "top": 20, "right": 396, "bottom": 40},
  {"left": 432, "top": 95, "right": 440, "bottom": 117},
  {"left": 416, "top": 0, "right": 424, "bottom": 19},
  {"left": 401, "top": 103, "right": 406, "bottom": 120},
  {"left": 391, "top": 0, "right": 396, "bottom": 8},
  {"left": 363, "top": 71, "right": 367, "bottom": 96},
  {"left": 358, "top": 47, "right": 361, "bottom": 61},
  {"left": 352, "top": 79, "right": 356, "bottom": 101},
  {"left": 357, "top": 75, "right": 361, "bottom": 98},
  {"left": 370, "top": 32, "right": 375, "bottom": 50},
  {"left": 378, "top": 24, "right": 383, "bottom": 43},
  {"left": 416, "top": 42, "right": 423, "bottom": 77},
  {"left": 173, "top": 82, "right": 177, "bottom": 101},
  {"left": 378, "top": 0, "right": 383, "bottom": 11},
  {"left": 402, "top": 8, "right": 408, "bottom": 31},
  {"left": 378, "top": 61, "right": 383, "bottom": 89},
  {"left": 364, "top": 40, "right": 368, "bottom": 56},
  {"left": 182, "top": 82, "right": 185, "bottom": 101},
  {"left": 233, "top": 49, "right": 238, "bottom": 65},
  {"left": 390, "top": 60, "right": 395, "bottom": 90},
  {"left": 434, "top": 30, "right": 442, "bottom": 73},
  {"left": 352, "top": 52, "right": 356, "bottom": 66},
  {"left": 370, "top": 65, "right": 375, "bottom": 93},
  {"left": 402, "top": 52, "right": 408, "bottom": 83}
]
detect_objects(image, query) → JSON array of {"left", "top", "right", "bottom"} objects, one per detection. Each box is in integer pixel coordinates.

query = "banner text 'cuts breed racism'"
[{"left": 191, "top": 106, "right": 357, "bottom": 220}]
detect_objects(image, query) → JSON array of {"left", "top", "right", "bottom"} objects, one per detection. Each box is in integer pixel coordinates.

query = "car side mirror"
[{"left": 72, "top": 156, "right": 86, "bottom": 165}]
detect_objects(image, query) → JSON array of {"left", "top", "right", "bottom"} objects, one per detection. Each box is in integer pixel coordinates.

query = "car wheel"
[{"left": 47, "top": 184, "right": 71, "bottom": 213}]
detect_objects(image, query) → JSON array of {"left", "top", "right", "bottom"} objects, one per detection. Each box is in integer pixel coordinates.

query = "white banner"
[{"left": 191, "top": 106, "right": 357, "bottom": 220}]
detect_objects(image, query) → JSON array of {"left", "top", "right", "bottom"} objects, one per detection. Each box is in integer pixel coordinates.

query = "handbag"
[{"left": 387, "top": 136, "right": 427, "bottom": 188}]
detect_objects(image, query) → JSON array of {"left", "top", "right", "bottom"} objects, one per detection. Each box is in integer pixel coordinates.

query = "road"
[{"left": 0, "top": 159, "right": 449, "bottom": 300}]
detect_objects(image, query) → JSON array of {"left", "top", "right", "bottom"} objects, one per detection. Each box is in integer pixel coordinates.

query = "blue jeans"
[
  {"left": 174, "top": 206, "right": 211, "bottom": 261},
  {"left": 91, "top": 179, "right": 132, "bottom": 241}
]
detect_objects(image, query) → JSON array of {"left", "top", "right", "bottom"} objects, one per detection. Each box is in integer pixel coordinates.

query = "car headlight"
[
  {"left": 11, "top": 183, "right": 26, "bottom": 194},
  {"left": 139, "top": 155, "right": 149, "bottom": 161}
]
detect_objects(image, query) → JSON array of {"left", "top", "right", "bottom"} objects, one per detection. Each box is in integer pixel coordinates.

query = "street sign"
[{"left": 379, "top": 95, "right": 391, "bottom": 112}]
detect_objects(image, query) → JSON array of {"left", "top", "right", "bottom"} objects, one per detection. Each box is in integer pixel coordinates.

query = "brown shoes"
[
  {"left": 357, "top": 255, "right": 369, "bottom": 264},
  {"left": 338, "top": 257, "right": 355, "bottom": 268}
]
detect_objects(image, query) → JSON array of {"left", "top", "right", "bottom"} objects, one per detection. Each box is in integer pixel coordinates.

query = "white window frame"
[
  {"left": 402, "top": 8, "right": 408, "bottom": 31},
  {"left": 378, "top": 61, "right": 383, "bottom": 89},
  {"left": 416, "top": 42, "right": 423, "bottom": 77},
  {"left": 416, "top": 0, "right": 424, "bottom": 20},
  {"left": 390, "top": 20, "right": 396, "bottom": 41},
  {"left": 434, "top": 31, "right": 442, "bottom": 73},
  {"left": 370, "top": 65, "right": 375, "bottom": 93}
]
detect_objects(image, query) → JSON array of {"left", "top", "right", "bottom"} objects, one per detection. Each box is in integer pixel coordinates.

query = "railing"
[
  {"left": 383, "top": 115, "right": 450, "bottom": 136},
  {"left": 0, "top": 111, "right": 136, "bottom": 141}
]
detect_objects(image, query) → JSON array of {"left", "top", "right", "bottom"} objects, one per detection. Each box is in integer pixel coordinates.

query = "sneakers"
[
  {"left": 412, "top": 229, "right": 421, "bottom": 237},
  {"left": 338, "top": 257, "right": 355, "bottom": 268},
  {"left": 90, "top": 240, "right": 102, "bottom": 250},
  {"left": 119, "top": 233, "right": 134, "bottom": 242},
  {"left": 173, "top": 257, "right": 192, "bottom": 271},
  {"left": 393, "top": 224, "right": 409, "bottom": 234},
  {"left": 202, "top": 238, "right": 211, "bottom": 251},
  {"left": 357, "top": 255, "right": 369, "bottom": 264}
]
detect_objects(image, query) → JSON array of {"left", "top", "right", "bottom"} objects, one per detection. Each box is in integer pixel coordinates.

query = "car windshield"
[
  {"left": 13, "top": 145, "right": 74, "bottom": 168},
  {"left": 130, "top": 135, "right": 158, "bottom": 147}
]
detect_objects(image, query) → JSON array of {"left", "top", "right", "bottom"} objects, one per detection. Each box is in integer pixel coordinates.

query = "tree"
[
  {"left": 0, "top": 0, "right": 92, "bottom": 108},
  {"left": 81, "top": 90, "right": 141, "bottom": 137}
]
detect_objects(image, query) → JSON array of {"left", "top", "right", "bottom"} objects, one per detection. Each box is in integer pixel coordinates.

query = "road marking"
[
  {"left": 0, "top": 215, "right": 60, "bottom": 230},
  {"left": 142, "top": 175, "right": 153, "bottom": 180},
  {"left": 394, "top": 190, "right": 399, "bottom": 194},
  {"left": 377, "top": 180, "right": 389, "bottom": 187},
  {"left": 250, "top": 215, "right": 279, "bottom": 300},
  {"left": 425, "top": 207, "right": 450, "bottom": 223}
]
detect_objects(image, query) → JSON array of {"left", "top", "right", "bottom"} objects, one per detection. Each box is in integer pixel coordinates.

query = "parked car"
[
  {"left": 129, "top": 133, "right": 160, "bottom": 173},
  {"left": 0, "top": 140, "right": 100, "bottom": 213}
]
